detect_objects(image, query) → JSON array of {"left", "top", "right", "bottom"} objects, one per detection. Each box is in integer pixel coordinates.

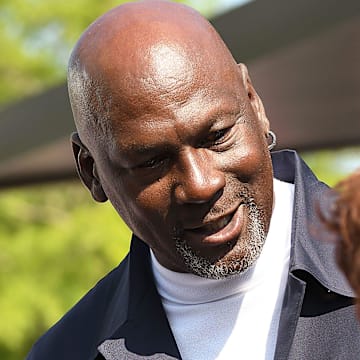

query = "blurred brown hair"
[{"left": 322, "top": 169, "right": 360, "bottom": 317}]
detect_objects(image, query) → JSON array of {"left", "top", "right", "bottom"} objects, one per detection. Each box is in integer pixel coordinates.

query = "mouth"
[{"left": 183, "top": 203, "right": 246, "bottom": 246}]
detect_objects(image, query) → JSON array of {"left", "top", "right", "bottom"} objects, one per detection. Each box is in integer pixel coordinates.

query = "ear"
[
  {"left": 237, "top": 63, "right": 270, "bottom": 135},
  {"left": 70, "top": 132, "right": 108, "bottom": 203}
]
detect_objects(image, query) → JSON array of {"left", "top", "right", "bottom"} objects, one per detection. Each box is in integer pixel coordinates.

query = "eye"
[
  {"left": 135, "top": 156, "right": 168, "bottom": 170},
  {"left": 137, "top": 156, "right": 166, "bottom": 169},
  {"left": 212, "top": 128, "right": 230, "bottom": 143},
  {"left": 199, "top": 127, "right": 232, "bottom": 149}
]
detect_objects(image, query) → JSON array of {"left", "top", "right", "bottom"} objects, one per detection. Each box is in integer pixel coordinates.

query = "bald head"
[
  {"left": 68, "top": 0, "right": 274, "bottom": 277},
  {"left": 68, "top": 0, "right": 239, "bottom": 149}
]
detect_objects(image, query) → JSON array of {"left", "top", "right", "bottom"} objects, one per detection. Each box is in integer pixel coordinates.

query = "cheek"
[
  {"left": 219, "top": 130, "right": 273, "bottom": 228},
  {"left": 218, "top": 117, "right": 270, "bottom": 177},
  {"left": 98, "top": 174, "right": 143, "bottom": 233},
  {"left": 127, "top": 180, "right": 174, "bottom": 249},
  {"left": 104, "top": 182, "right": 170, "bottom": 247},
  {"left": 223, "top": 138, "right": 270, "bottom": 181},
  {"left": 134, "top": 179, "right": 172, "bottom": 220}
]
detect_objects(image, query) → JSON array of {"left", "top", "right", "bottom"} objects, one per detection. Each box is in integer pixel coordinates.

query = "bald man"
[{"left": 27, "top": 1, "right": 360, "bottom": 359}]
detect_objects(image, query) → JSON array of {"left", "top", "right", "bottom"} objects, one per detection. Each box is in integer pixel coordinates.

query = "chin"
[{"left": 176, "top": 203, "right": 266, "bottom": 279}]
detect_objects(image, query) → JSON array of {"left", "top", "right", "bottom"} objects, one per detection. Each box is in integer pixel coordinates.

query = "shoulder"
[{"left": 26, "top": 254, "right": 131, "bottom": 360}]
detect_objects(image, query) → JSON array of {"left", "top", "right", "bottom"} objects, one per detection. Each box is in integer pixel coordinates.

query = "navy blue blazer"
[{"left": 26, "top": 150, "right": 360, "bottom": 360}]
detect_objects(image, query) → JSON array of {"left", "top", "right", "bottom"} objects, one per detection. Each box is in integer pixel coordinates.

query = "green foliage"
[
  {"left": 301, "top": 147, "right": 360, "bottom": 186},
  {"left": 0, "top": 0, "right": 125, "bottom": 105},
  {"left": 0, "top": 0, "right": 218, "bottom": 107},
  {"left": 0, "top": 181, "right": 131, "bottom": 360}
]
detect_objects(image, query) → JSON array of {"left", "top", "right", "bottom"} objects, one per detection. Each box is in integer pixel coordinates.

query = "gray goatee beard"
[{"left": 175, "top": 204, "right": 266, "bottom": 279}]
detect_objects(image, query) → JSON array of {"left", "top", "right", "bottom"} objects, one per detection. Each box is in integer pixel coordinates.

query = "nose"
[{"left": 174, "top": 148, "right": 225, "bottom": 204}]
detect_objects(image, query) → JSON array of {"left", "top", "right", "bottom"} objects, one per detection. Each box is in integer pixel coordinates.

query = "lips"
[
  {"left": 204, "top": 214, "right": 233, "bottom": 233},
  {"left": 183, "top": 204, "right": 246, "bottom": 246},
  {"left": 190, "top": 213, "right": 233, "bottom": 235}
]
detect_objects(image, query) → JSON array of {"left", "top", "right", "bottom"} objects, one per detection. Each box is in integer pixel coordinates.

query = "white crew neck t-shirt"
[{"left": 151, "top": 178, "right": 294, "bottom": 360}]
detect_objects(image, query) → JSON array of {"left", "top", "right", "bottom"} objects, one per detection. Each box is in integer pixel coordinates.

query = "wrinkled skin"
[{"left": 69, "top": 0, "right": 274, "bottom": 276}]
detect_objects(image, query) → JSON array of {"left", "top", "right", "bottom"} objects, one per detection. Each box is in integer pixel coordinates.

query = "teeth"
[{"left": 208, "top": 214, "right": 231, "bottom": 232}]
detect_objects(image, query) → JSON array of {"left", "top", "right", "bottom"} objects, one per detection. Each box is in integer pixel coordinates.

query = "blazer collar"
[
  {"left": 272, "top": 150, "right": 353, "bottom": 297},
  {"left": 98, "top": 237, "right": 181, "bottom": 359}
]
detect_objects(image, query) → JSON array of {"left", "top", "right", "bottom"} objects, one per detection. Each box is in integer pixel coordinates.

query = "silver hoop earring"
[{"left": 267, "top": 130, "right": 277, "bottom": 151}]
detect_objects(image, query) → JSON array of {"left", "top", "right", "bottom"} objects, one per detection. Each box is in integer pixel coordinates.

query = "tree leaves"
[{"left": 0, "top": 181, "right": 131, "bottom": 359}]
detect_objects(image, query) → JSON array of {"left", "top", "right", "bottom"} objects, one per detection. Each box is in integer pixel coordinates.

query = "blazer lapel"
[
  {"left": 98, "top": 237, "right": 181, "bottom": 360},
  {"left": 98, "top": 339, "right": 178, "bottom": 359},
  {"left": 272, "top": 150, "right": 357, "bottom": 359}
]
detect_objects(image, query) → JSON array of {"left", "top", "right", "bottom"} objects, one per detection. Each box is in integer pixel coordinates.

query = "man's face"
[{"left": 88, "top": 46, "right": 274, "bottom": 278}]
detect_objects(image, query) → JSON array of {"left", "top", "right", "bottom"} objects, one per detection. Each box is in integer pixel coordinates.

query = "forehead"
[
  {"left": 100, "top": 40, "right": 236, "bottom": 106},
  {"left": 145, "top": 43, "right": 196, "bottom": 96},
  {"left": 108, "top": 40, "right": 241, "bottom": 110},
  {"left": 93, "top": 40, "right": 245, "bottom": 157}
]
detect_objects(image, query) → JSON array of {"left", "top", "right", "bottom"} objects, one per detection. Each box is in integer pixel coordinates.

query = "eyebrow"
[
  {"left": 114, "top": 106, "right": 245, "bottom": 159},
  {"left": 207, "top": 107, "right": 246, "bottom": 131},
  {"left": 122, "top": 142, "right": 173, "bottom": 156}
]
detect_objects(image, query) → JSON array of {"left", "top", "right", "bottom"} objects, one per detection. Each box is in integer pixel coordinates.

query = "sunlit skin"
[{"left": 69, "top": 0, "right": 274, "bottom": 275}]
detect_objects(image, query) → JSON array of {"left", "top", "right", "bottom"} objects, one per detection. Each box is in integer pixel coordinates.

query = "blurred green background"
[{"left": 0, "top": 1, "right": 359, "bottom": 359}]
